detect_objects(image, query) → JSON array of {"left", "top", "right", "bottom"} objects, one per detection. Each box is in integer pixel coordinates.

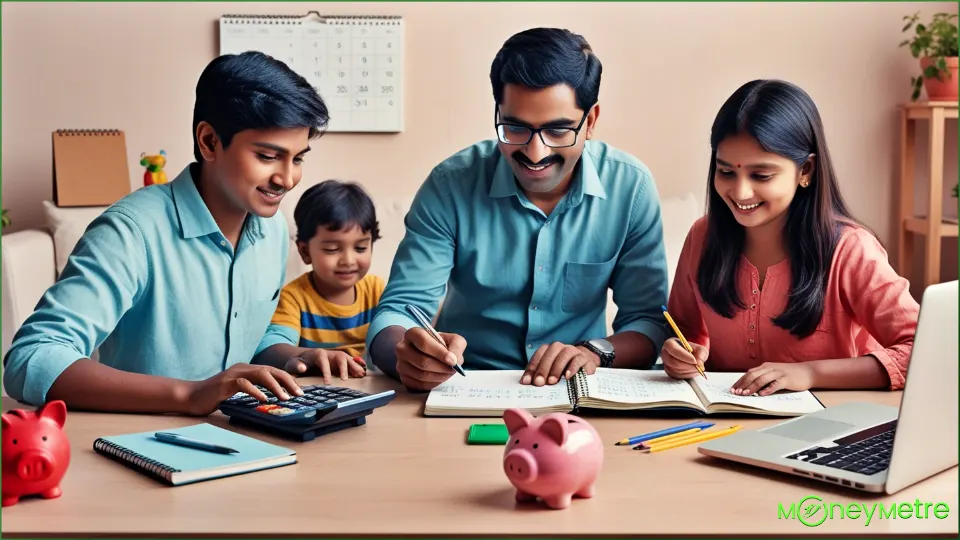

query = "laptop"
[{"left": 697, "top": 280, "right": 958, "bottom": 494}]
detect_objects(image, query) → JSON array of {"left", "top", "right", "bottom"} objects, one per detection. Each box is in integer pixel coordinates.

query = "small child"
[{"left": 256, "top": 180, "right": 385, "bottom": 381}]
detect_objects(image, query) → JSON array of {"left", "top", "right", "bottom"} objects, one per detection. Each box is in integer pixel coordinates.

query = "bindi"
[{"left": 736, "top": 164, "right": 741, "bottom": 168}]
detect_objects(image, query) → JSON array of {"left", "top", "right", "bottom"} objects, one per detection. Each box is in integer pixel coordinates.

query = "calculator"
[{"left": 218, "top": 384, "right": 396, "bottom": 442}]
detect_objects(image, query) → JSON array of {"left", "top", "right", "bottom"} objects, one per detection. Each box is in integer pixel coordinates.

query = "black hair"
[
  {"left": 192, "top": 51, "right": 329, "bottom": 162},
  {"left": 490, "top": 27, "right": 601, "bottom": 112},
  {"left": 294, "top": 180, "right": 381, "bottom": 244},
  {"left": 698, "top": 79, "right": 865, "bottom": 339}
]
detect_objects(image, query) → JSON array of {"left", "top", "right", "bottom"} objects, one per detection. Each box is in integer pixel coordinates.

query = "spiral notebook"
[
  {"left": 93, "top": 423, "right": 296, "bottom": 486},
  {"left": 51, "top": 129, "right": 131, "bottom": 207},
  {"left": 423, "top": 368, "right": 825, "bottom": 418}
]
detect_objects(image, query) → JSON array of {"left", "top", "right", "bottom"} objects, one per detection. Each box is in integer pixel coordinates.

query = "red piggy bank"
[{"left": 2, "top": 400, "right": 70, "bottom": 507}]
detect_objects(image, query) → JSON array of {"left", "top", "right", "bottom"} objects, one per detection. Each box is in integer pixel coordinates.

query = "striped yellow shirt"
[{"left": 265, "top": 272, "right": 385, "bottom": 358}]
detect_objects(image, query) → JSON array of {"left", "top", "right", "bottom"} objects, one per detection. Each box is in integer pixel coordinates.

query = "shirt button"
[
  {"left": 750, "top": 304, "right": 756, "bottom": 310},
  {"left": 750, "top": 353, "right": 757, "bottom": 359},
  {"left": 532, "top": 306, "right": 538, "bottom": 311},
  {"left": 752, "top": 289, "right": 758, "bottom": 295},
  {"left": 749, "top": 338, "right": 755, "bottom": 344},
  {"left": 749, "top": 324, "right": 755, "bottom": 330},
  {"left": 234, "top": 312, "right": 238, "bottom": 318},
  {"left": 528, "top": 344, "right": 534, "bottom": 349},
  {"left": 538, "top": 266, "right": 543, "bottom": 271},
  {"left": 220, "top": 240, "right": 227, "bottom": 247}
]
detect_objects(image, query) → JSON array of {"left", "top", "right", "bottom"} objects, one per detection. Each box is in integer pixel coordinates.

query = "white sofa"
[{"left": 1, "top": 189, "right": 703, "bottom": 375}]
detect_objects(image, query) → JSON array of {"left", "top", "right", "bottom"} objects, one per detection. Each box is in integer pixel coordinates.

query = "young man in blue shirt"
[
  {"left": 367, "top": 28, "right": 670, "bottom": 392},
  {"left": 3, "top": 52, "right": 333, "bottom": 414}
]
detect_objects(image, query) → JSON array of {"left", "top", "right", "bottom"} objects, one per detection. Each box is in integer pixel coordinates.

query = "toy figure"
[
  {"left": 2, "top": 400, "right": 71, "bottom": 507},
  {"left": 140, "top": 150, "right": 168, "bottom": 186}
]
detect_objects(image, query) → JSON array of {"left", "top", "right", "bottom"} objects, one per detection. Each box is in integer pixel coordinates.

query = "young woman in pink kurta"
[{"left": 663, "top": 79, "right": 919, "bottom": 395}]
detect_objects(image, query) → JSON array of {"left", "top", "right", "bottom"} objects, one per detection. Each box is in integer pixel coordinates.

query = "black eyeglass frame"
[{"left": 493, "top": 106, "right": 590, "bottom": 148}]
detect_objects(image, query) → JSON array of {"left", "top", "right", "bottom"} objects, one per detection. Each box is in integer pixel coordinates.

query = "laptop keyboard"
[{"left": 786, "top": 420, "right": 897, "bottom": 476}]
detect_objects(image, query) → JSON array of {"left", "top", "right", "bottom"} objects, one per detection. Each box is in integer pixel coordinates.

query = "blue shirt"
[
  {"left": 2, "top": 165, "right": 289, "bottom": 405},
  {"left": 366, "top": 139, "right": 669, "bottom": 370}
]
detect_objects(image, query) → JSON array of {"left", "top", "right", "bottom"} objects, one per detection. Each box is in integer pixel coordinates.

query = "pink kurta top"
[{"left": 667, "top": 217, "right": 919, "bottom": 390}]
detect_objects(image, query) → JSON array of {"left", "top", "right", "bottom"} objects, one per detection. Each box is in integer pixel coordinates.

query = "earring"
[{"left": 800, "top": 179, "right": 810, "bottom": 188}]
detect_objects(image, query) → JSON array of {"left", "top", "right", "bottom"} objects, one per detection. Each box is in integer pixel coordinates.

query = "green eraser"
[{"left": 467, "top": 423, "right": 510, "bottom": 445}]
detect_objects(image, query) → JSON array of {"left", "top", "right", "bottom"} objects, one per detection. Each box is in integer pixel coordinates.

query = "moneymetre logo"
[{"left": 779, "top": 495, "right": 951, "bottom": 527}]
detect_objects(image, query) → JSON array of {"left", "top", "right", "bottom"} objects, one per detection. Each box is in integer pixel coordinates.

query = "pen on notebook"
[
  {"left": 661, "top": 305, "right": 706, "bottom": 379},
  {"left": 154, "top": 432, "right": 238, "bottom": 454},
  {"left": 631, "top": 425, "right": 713, "bottom": 450},
  {"left": 405, "top": 304, "right": 466, "bottom": 377},
  {"left": 638, "top": 425, "right": 742, "bottom": 453},
  {"left": 614, "top": 420, "right": 712, "bottom": 445}
]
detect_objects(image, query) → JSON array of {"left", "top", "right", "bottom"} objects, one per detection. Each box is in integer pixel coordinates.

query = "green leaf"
[
  {"left": 924, "top": 64, "right": 941, "bottom": 79},
  {"left": 937, "top": 57, "right": 948, "bottom": 71}
]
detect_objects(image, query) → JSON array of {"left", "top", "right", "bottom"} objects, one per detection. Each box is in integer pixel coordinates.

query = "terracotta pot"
[{"left": 920, "top": 56, "right": 959, "bottom": 101}]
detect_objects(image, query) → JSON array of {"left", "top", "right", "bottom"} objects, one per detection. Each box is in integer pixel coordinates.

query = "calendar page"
[{"left": 219, "top": 14, "right": 403, "bottom": 133}]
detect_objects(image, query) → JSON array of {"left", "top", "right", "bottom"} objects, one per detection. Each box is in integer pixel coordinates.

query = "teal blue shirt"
[
  {"left": 366, "top": 140, "right": 669, "bottom": 370},
  {"left": 2, "top": 165, "right": 289, "bottom": 405}
]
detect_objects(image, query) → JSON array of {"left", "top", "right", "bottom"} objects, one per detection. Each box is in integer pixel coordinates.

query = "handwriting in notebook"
[
  {"left": 590, "top": 370, "right": 699, "bottom": 403},
  {"left": 430, "top": 374, "right": 570, "bottom": 408},
  {"left": 697, "top": 377, "right": 806, "bottom": 403}
]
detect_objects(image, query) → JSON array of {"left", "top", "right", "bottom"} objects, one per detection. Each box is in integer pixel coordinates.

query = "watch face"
[{"left": 589, "top": 339, "right": 614, "bottom": 355}]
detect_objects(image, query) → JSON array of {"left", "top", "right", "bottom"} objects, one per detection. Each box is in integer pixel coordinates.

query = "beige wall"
[{"left": 3, "top": 2, "right": 957, "bottom": 287}]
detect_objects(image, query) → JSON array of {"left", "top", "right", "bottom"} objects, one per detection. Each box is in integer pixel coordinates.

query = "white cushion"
[{"left": 42, "top": 200, "right": 109, "bottom": 276}]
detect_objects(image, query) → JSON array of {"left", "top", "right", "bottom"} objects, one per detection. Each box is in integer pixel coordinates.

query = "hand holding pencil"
[{"left": 660, "top": 305, "right": 708, "bottom": 380}]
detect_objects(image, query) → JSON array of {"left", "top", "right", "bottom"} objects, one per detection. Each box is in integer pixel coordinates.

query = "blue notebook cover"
[{"left": 93, "top": 423, "right": 296, "bottom": 486}]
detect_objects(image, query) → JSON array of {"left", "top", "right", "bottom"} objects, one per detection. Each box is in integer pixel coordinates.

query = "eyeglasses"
[{"left": 494, "top": 107, "right": 589, "bottom": 148}]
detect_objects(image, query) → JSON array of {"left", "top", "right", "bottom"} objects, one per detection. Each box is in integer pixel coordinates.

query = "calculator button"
[{"left": 256, "top": 404, "right": 279, "bottom": 413}]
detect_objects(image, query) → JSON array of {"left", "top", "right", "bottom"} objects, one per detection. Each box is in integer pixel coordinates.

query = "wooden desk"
[{"left": 2, "top": 374, "right": 957, "bottom": 537}]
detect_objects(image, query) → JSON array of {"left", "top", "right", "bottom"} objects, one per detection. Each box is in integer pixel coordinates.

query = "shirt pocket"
[
  {"left": 561, "top": 258, "right": 617, "bottom": 314},
  {"left": 243, "top": 287, "right": 282, "bottom": 343}
]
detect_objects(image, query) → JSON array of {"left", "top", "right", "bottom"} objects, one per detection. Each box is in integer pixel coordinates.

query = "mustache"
[{"left": 512, "top": 152, "right": 562, "bottom": 168}]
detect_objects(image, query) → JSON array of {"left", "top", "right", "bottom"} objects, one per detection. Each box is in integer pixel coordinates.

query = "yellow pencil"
[
  {"left": 633, "top": 427, "right": 704, "bottom": 449},
  {"left": 640, "top": 425, "right": 742, "bottom": 453},
  {"left": 661, "top": 305, "right": 706, "bottom": 379}
]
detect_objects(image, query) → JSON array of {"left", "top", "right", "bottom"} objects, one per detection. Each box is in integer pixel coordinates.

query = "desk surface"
[{"left": 2, "top": 374, "right": 957, "bottom": 537}]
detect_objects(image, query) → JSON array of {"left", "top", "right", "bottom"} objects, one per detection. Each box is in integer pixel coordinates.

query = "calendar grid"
[{"left": 219, "top": 13, "right": 403, "bottom": 133}]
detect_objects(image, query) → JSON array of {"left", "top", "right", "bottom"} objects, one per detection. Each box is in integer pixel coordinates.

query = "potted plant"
[{"left": 900, "top": 11, "right": 958, "bottom": 101}]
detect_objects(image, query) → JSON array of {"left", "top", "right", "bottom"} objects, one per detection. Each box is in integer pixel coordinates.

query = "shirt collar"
[
  {"left": 488, "top": 146, "right": 607, "bottom": 204},
  {"left": 170, "top": 164, "right": 266, "bottom": 243}
]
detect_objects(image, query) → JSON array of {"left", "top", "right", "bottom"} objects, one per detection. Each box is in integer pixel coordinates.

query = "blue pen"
[
  {"left": 154, "top": 432, "right": 238, "bottom": 454},
  {"left": 614, "top": 420, "right": 713, "bottom": 446}
]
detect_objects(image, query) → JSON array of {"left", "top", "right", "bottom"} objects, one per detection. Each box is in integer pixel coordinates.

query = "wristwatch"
[{"left": 576, "top": 339, "right": 615, "bottom": 368}]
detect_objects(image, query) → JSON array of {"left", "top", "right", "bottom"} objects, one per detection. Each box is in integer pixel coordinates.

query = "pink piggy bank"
[
  {"left": 2, "top": 400, "right": 71, "bottom": 507},
  {"left": 502, "top": 408, "right": 603, "bottom": 509}
]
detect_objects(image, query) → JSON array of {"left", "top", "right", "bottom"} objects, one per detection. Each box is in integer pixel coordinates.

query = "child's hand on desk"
[
  {"left": 183, "top": 364, "right": 305, "bottom": 416},
  {"left": 661, "top": 338, "right": 709, "bottom": 380},
  {"left": 284, "top": 349, "right": 367, "bottom": 384},
  {"left": 730, "top": 362, "right": 815, "bottom": 396}
]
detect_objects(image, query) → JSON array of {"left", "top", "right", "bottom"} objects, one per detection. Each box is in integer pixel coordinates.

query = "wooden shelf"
[
  {"left": 903, "top": 217, "right": 960, "bottom": 237},
  {"left": 897, "top": 100, "right": 958, "bottom": 289},
  {"left": 902, "top": 100, "right": 959, "bottom": 120}
]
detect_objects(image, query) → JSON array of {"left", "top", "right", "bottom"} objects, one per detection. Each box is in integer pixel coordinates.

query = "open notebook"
[
  {"left": 93, "top": 423, "right": 296, "bottom": 486},
  {"left": 424, "top": 368, "right": 825, "bottom": 417}
]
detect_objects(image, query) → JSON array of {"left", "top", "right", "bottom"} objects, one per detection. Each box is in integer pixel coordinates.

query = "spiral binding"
[
  {"left": 221, "top": 13, "right": 402, "bottom": 26},
  {"left": 54, "top": 129, "right": 122, "bottom": 136},
  {"left": 566, "top": 369, "right": 591, "bottom": 409},
  {"left": 93, "top": 438, "right": 180, "bottom": 483}
]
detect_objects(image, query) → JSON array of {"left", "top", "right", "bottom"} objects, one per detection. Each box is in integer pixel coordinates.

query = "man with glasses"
[{"left": 366, "top": 28, "right": 669, "bottom": 392}]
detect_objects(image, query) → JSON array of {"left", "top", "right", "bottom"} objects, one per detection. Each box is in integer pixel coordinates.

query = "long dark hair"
[{"left": 697, "top": 79, "right": 861, "bottom": 338}]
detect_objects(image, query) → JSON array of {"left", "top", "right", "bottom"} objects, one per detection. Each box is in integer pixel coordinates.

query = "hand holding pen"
[{"left": 394, "top": 304, "right": 467, "bottom": 392}]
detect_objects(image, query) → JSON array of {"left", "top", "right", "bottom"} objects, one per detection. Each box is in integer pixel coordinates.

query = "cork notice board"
[{"left": 51, "top": 129, "right": 131, "bottom": 207}]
